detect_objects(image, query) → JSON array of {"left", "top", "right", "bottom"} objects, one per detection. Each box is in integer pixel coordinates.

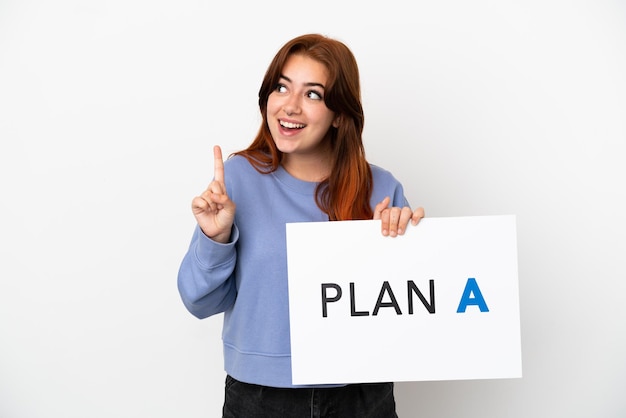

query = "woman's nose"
[{"left": 283, "top": 95, "right": 301, "bottom": 116}]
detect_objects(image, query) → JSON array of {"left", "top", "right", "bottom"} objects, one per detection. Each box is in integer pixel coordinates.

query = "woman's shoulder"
[
  {"left": 224, "top": 153, "right": 251, "bottom": 168},
  {"left": 369, "top": 163, "right": 400, "bottom": 184},
  {"left": 369, "top": 163, "right": 408, "bottom": 206},
  {"left": 223, "top": 154, "right": 261, "bottom": 175},
  {"left": 223, "top": 153, "right": 275, "bottom": 188}
]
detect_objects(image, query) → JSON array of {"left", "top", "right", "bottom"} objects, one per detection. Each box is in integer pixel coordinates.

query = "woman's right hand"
[{"left": 191, "top": 145, "right": 236, "bottom": 243}]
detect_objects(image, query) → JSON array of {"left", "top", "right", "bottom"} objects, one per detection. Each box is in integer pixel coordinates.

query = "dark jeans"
[{"left": 222, "top": 375, "right": 398, "bottom": 418}]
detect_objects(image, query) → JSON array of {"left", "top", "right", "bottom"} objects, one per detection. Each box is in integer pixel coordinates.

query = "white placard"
[{"left": 286, "top": 215, "right": 521, "bottom": 385}]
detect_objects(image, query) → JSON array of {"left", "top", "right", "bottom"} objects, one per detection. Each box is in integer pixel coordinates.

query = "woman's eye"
[
  {"left": 276, "top": 84, "right": 287, "bottom": 93},
  {"left": 307, "top": 90, "right": 322, "bottom": 100}
]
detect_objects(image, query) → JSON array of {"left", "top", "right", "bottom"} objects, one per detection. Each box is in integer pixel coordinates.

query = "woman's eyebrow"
[{"left": 279, "top": 74, "right": 326, "bottom": 90}]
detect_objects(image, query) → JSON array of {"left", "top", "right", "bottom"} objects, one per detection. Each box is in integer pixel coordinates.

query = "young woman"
[{"left": 178, "top": 33, "right": 424, "bottom": 417}]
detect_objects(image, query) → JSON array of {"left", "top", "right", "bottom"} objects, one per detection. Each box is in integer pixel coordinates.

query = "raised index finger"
[{"left": 213, "top": 145, "right": 225, "bottom": 183}]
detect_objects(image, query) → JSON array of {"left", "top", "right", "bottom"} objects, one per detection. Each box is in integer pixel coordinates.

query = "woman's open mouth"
[{"left": 279, "top": 120, "right": 306, "bottom": 130}]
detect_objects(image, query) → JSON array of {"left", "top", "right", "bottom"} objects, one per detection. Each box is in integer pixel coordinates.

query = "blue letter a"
[{"left": 457, "top": 278, "right": 489, "bottom": 313}]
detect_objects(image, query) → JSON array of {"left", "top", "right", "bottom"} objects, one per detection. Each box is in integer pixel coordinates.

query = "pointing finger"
[{"left": 213, "top": 145, "right": 225, "bottom": 183}]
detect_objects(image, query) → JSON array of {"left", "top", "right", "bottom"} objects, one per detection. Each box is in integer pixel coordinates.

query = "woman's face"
[{"left": 266, "top": 54, "right": 338, "bottom": 160}]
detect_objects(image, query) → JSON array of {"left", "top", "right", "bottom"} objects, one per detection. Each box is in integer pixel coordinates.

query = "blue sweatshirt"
[{"left": 177, "top": 155, "right": 410, "bottom": 388}]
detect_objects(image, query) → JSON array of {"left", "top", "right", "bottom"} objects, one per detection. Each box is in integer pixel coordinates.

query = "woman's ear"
[{"left": 332, "top": 114, "right": 342, "bottom": 128}]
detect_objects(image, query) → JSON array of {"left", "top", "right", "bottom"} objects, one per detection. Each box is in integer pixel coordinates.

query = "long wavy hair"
[{"left": 234, "top": 34, "right": 373, "bottom": 221}]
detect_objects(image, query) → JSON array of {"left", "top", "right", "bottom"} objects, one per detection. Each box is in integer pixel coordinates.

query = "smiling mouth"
[{"left": 279, "top": 120, "right": 306, "bottom": 129}]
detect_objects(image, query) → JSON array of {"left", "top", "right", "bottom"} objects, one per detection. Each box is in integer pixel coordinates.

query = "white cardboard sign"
[{"left": 286, "top": 215, "right": 521, "bottom": 385}]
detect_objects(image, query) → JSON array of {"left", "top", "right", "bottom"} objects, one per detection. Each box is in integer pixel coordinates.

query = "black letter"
[
  {"left": 321, "top": 283, "right": 342, "bottom": 318},
  {"left": 372, "top": 281, "right": 402, "bottom": 316},
  {"left": 407, "top": 280, "right": 435, "bottom": 314},
  {"left": 350, "top": 282, "right": 370, "bottom": 317}
]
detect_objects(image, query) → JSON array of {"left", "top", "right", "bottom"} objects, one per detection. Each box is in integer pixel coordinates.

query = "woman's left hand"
[{"left": 373, "top": 196, "right": 425, "bottom": 237}]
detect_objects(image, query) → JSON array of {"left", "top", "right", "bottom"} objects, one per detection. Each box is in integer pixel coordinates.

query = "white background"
[{"left": 0, "top": 1, "right": 624, "bottom": 417}]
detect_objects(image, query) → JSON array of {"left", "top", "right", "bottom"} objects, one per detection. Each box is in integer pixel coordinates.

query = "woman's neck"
[{"left": 281, "top": 151, "right": 332, "bottom": 182}]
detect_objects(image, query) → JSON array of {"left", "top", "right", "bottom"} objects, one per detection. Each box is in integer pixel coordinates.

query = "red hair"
[{"left": 234, "top": 34, "right": 373, "bottom": 221}]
